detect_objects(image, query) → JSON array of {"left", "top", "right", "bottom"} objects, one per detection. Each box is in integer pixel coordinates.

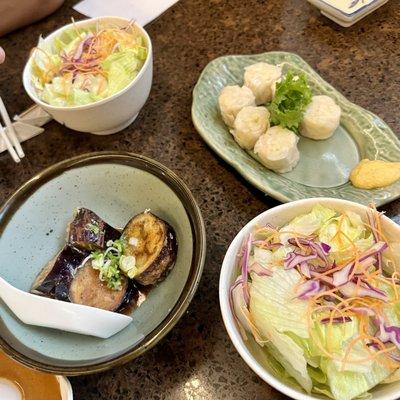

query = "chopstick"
[
  {"left": 0, "top": 122, "right": 19, "bottom": 162},
  {"left": 0, "top": 97, "right": 24, "bottom": 160}
]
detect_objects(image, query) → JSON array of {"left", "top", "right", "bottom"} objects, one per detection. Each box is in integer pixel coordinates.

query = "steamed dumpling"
[
  {"left": 232, "top": 106, "right": 270, "bottom": 150},
  {"left": 300, "top": 95, "right": 341, "bottom": 140},
  {"left": 254, "top": 126, "right": 299, "bottom": 173},
  {"left": 244, "top": 62, "right": 282, "bottom": 105},
  {"left": 218, "top": 85, "right": 256, "bottom": 127}
]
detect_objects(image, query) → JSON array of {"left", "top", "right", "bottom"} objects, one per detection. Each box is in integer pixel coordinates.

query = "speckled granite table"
[{"left": 0, "top": 0, "right": 399, "bottom": 399}]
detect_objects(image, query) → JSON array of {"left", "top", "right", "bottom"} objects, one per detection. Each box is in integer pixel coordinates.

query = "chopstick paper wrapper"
[
  {"left": 0, "top": 105, "right": 51, "bottom": 154},
  {"left": 73, "top": 0, "right": 179, "bottom": 26}
]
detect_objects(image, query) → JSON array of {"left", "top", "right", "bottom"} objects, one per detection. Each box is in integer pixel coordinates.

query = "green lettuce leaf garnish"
[
  {"left": 322, "top": 358, "right": 390, "bottom": 400},
  {"left": 249, "top": 270, "right": 312, "bottom": 391},
  {"left": 319, "top": 210, "right": 374, "bottom": 264},
  {"left": 279, "top": 204, "right": 336, "bottom": 243},
  {"left": 250, "top": 268, "right": 309, "bottom": 338},
  {"left": 268, "top": 71, "right": 312, "bottom": 131},
  {"left": 101, "top": 48, "right": 146, "bottom": 96},
  {"left": 265, "top": 328, "right": 313, "bottom": 392}
]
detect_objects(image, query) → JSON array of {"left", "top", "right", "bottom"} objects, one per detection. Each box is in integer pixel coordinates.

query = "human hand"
[{"left": 0, "top": 46, "right": 5, "bottom": 64}]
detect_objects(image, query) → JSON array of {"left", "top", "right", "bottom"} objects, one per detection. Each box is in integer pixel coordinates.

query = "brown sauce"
[
  {"left": 120, "top": 283, "right": 152, "bottom": 315},
  {"left": 0, "top": 351, "right": 61, "bottom": 400}
]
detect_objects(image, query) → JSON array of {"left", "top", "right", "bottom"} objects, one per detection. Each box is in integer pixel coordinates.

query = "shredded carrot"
[
  {"left": 239, "top": 305, "right": 266, "bottom": 344},
  {"left": 292, "top": 275, "right": 307, "bottom": 294},
  {"left": 331, "top": 214, "right": 345, "bottom": 246},
  {"left": 341, "top": 334, "right": 398, "bottom": 369}
]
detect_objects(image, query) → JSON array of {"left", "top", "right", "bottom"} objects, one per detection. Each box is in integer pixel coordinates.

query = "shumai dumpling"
[
  {"left": 300, "top": 95, "right": 341, "bottom": 140},
  {"left": 254, "top": 126, "right": 299, "bottom": 173},
  {"left": 232, "top": 106, "right": 270, "bottom": 150},
  {"left": 244, "top": 62, "right": 282, "bottom": 105},
  {"left": 218, "top": 85, "right": 255, "bottom": 127}
]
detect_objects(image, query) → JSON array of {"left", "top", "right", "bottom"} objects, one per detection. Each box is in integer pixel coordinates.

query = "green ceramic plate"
[
  {"left": 0, "top": 152, "right": 206, "bottom": 375},
  {"left": 192, "top": 51, "right": 400, "bottom": 206}
]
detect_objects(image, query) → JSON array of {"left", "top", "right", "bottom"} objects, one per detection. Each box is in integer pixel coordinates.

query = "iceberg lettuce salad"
[
  {"left": 30, "top": 21, "right": 147, "bottom": 107},
  {"left": 231, "top": 205, "right": 400, "bottom": 400}
]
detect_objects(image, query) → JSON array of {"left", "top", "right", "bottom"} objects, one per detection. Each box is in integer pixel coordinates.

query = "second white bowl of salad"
[
  {"left": 23, "top": 16, "right": 152, "bottom": 135},
  {"left": 220, "top": 198, "right": 400, "bottom": 400}
]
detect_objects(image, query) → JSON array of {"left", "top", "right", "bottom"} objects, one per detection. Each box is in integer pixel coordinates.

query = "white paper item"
[
  {"left": 73, "top": 0, "right": 178, "bottom": 26},
  {"left": 0, "top": 105, "right": 50, "bottom": 154},
  {"left": 0, "top": 122, "right": 44, "bottom": 153},
  {"left": 14, "top": 104, "right": 52, "bottom": 127}
]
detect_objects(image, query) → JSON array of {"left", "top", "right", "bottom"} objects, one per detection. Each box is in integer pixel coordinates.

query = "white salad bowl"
[
  {"left": 219, "top": 197, "right": 400, "bottom": 400},
  {"left": 22, "top": 16, "right": 153, "bottom": 135}
]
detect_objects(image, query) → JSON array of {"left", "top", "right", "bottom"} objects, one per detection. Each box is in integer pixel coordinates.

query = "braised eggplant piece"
[
  {"left": 68, "top": 208, "right": 120, "bottom": 251},
  {"left": 31, "top": 245, "right": 89, "bottom": 301},
  {"left": 122, "top": 212, "right": 178, "bottom": 285},
  {"left": 69, "top": 263, "right": 137, "bottom": 312}
]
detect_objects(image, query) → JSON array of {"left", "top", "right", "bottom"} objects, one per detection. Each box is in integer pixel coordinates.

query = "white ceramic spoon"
[{"left": 0, "top": 277, "right": 132, "bottom": 338}]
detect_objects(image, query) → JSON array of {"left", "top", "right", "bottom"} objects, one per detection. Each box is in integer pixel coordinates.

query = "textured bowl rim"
[
  {"left": 219, "top": 197, "right": 400, "bottom": 400},
  {"left": 0, "top": 151, "right": 206, "bottom": 375},
  {"left": 22, "top": 16, "right": 153, "bottom": 111}
]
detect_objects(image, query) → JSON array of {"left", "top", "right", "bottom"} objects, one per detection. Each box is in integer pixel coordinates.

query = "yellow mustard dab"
[{"left": 350, "top": 159, "right": 400, "bottom": 189}]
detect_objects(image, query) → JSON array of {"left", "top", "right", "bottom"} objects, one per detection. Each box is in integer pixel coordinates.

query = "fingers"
[{"left": 0, "top": 47, "right": 5, "bottom": 64}]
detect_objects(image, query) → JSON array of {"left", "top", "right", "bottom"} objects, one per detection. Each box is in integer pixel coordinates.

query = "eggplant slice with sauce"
[
  {"left": 31, "top": 244, "right": 89, "bottom": 302},
  {"left": 68, "top": 207, "right": 121, "bottom": 251},
  {"left": 69, "top": 263, "right": 137, "bottom": 312},
  {"left": 122, "top": 212, "right": 178, "bottom": 285},
  {"left": 32, "top": 251, "right": 137, "bottom": 311}
]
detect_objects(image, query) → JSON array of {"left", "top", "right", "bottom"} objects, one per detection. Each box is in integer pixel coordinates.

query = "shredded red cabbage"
[
  {"left": 288, "top": 238, "right": 330, "bottom": 265},
  {"left": 360, "top": 241, "right": 388, "bottom": 261},
  {"left": 332, "top": 244, "right": 387, "bottom": 287},
  {"left": 321, "top": 242, "right": 331, "bottom": 253},
  {"left": 249, "top": 262, "right": 273, "bottom": 277},
  {"left": 376, "top": 317, "right": 400, "bottom": 350},
  {"left": 72, "top": 33, "right": 94, "bottom": 61},
  {"left": 229, "top": 277, "right": 244, "bottom": 316},
  {"left": 229, "top": 276, "right": 249, "bottom": 331},
  {"left": 388, "top": 352, "right": 400, "bottom": 362},
  {"left": 299, "top": 262, "right": 311, "bottom": 278},
  {"left": 339, "top": 281, "right": 387, "bottom": 302},
  {"left": 367, "top": 211, "right": 384, "bottom": 271},
  {"left": 296, "top": 280, "right": 322, "bottom": 300},
  {"left": 284, "top": 252, "right": 317, "bottom": 270},
  {"left": 310, "top": 270, "right": 333, "bottom": 286},
  {"left": 352, "top": 307, "right": 375, "bottom": 317},
  {"left": 333, "top": 261, "right": 354, "bottom": 287},
  {"left": 367, "top": 210, "right": 381, "bottom": 243},
  {"left": 357, "top": 256, "right": 376, "bottom": 272},
  {"left": 320, "top": 316, "right": 352, "bottom": 324},
  {"left": 241, "top": 234, "right": 252, "bottom": 306},
  {"left": 252, "top": 240, "right": 283, "bottom": 250}
]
